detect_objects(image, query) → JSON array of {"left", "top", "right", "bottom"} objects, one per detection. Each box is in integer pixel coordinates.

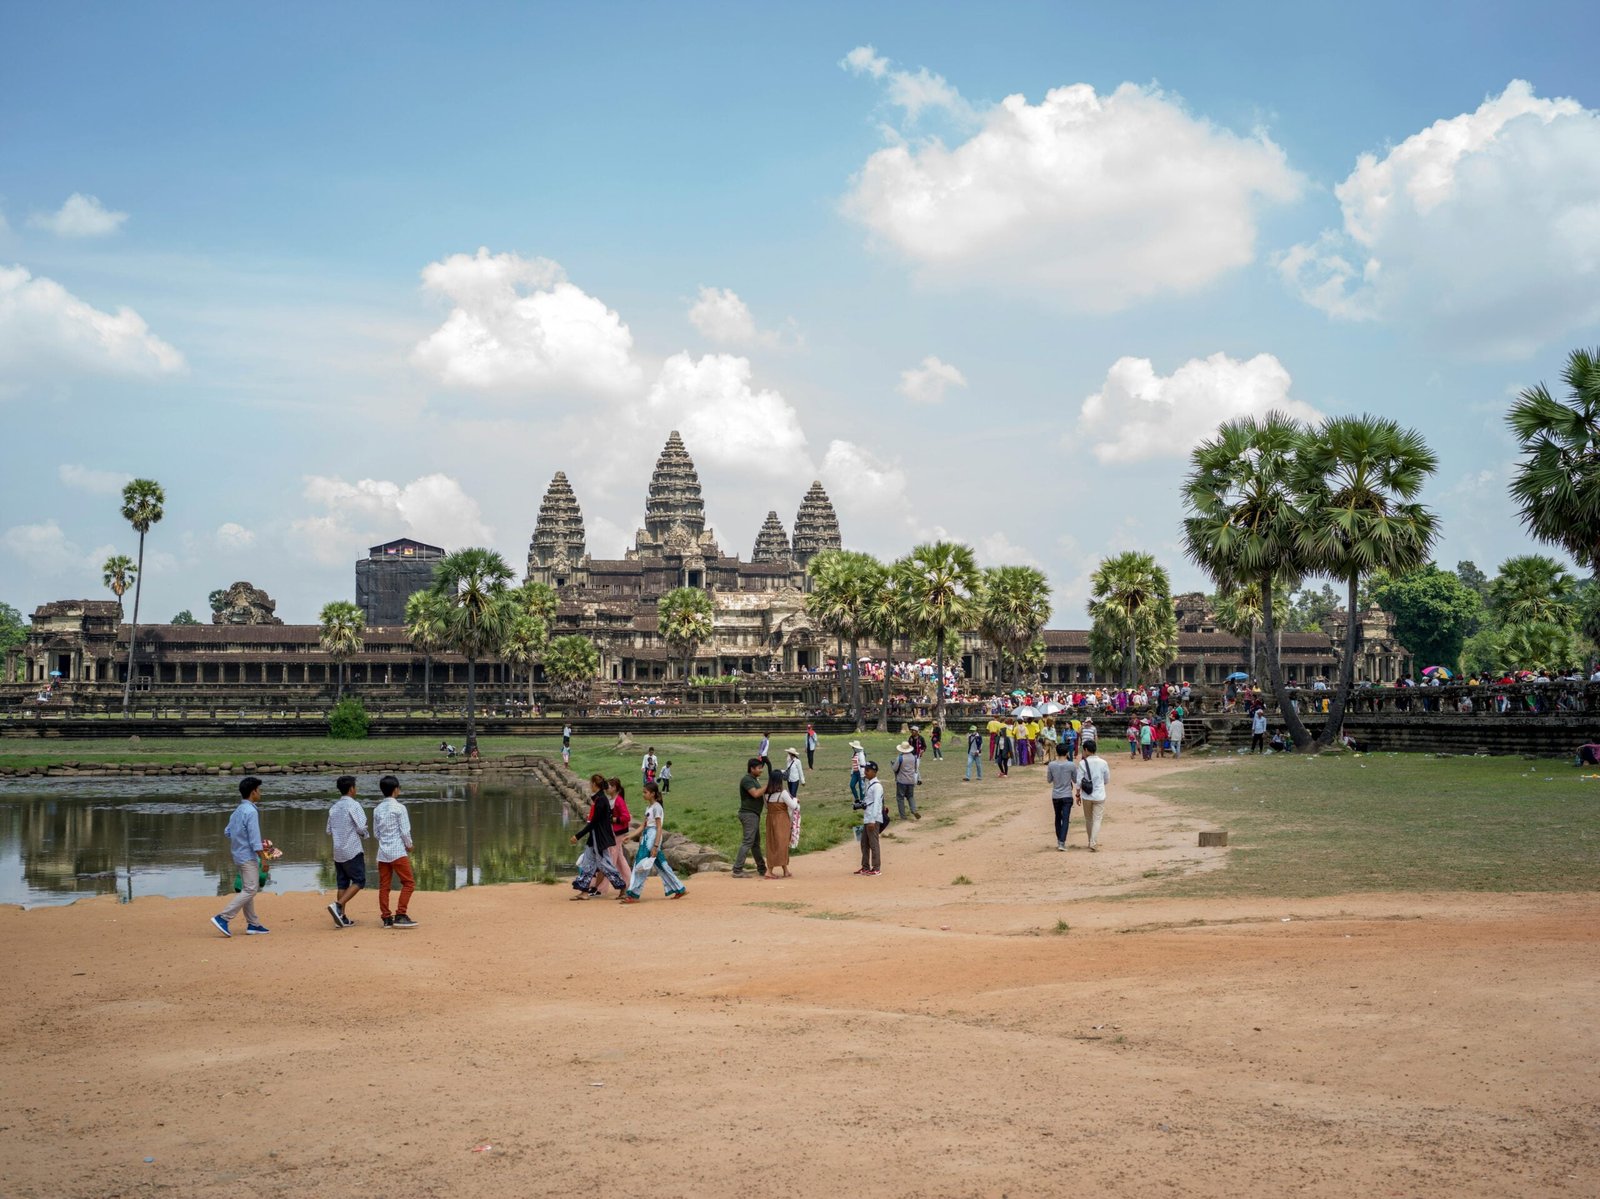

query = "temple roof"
[
  {"left": 641, "top": 431, "right": 706, "bottom": 548},
  {"left": 792, "top": 480, "right": 841, "bottom": 567},
  {"left": 528, "top": 471, "right": 587, "bottom": 570}
]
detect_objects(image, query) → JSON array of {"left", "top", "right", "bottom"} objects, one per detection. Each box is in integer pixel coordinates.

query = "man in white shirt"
[
  {"left": 325, "top": 774, "right": 368, "bottom": 928},
  {"left": 856, "top": 761, "right": 884, "bottom": 876},
  {"left": 848, "top": 739, "right": 867, "bottom": 803},
  {"left": 1075, "top": 740, "right": 1111, "bottom": 852},
  {"left": 1250, "top": 707, "right": 1268, "bottom": 754},
  {"left": 372, "top": 775, "right": 418, "bottom": 929},
  {"left": 641, "top": 746, "right": 659, "bottom": 789}
]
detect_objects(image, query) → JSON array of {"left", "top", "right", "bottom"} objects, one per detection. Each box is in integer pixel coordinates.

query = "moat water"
[{"left": 0, "top": 772, "right": 571, "bottom": 907}]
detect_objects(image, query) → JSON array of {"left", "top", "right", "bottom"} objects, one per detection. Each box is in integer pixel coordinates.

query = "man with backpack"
[
  {"left": 1075, "top": 739, "right": 1110, "bottom": 852},
  {"left": 892, "top": 740, "right": 921, "bottom": 821}
]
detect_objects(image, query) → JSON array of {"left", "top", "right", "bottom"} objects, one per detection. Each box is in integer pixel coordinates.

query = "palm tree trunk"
[
  {"left": 876, "top": 637, "right": 894, "bottom": 732},
  {"left": 528, "top": 666, "right": 535, "bottom": 709},
  {"left": 121, "top": 531, "right": 146, "bottom": 714},
  {"left": 934, "top": 629, "right": 946, "bottom": 733},
  {"left": 1261, "top": 577, "right": 1313, "bottom": 748},
  {"left": 465, "top": 656, "right": 478, "bottom": 756},
  {"left": 1127, "top": 629, "right": 1139, "bottom": 688},
  {"left": 995, "top": 645, "right": 1006, "bottom": 691},
  {"left": 835, "top": 635, "right": 843, "bottom": 705},
  {"left": 848, "top": 635, "right": 863, "bottom": 731},
  {"left": 424, "top": 653, "right": 432, "bottom": 706},
  {"left": 1316, "top": 574, "right": 1361, "bottom": 748}
]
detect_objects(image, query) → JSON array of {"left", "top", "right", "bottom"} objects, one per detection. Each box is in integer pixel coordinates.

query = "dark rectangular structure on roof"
[{"left": 355, "top": 538, "right": 445, "bottom": 628}]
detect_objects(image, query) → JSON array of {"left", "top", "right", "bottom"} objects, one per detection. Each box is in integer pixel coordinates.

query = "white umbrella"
[
  {"left": 1013, "top": 705, "right": 1040, "bottom": 718},
  {"left": 1040, "top": 702, "right": 1064, "bottom": 715}
]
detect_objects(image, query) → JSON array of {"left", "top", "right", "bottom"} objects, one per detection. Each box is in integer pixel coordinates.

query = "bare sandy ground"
[{"left": 3, "top": 754, "right": 1597, "bottom": 1198}]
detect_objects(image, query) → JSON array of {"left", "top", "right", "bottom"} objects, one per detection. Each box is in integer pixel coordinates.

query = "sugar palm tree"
[
  {"left": 1507, "top": 347, "right": 1600, "bottom": 573},
  {"left": 900, "top": 541, "right": 980, "bottom": 731},
  {"left": 1087, "top": 551, "right": 1175, "bottom": 686},
  {"left": 404, "top": 588, "right": 450, "bottom": 706},
  {"left": 431, "top": 547, "right": 516, "bottom": 757},
  {"left": 102, "top": 555, "right": 136, "bottom": 619},
  {"left": 804, "top": 551, "right": 851, "bottom": 707},
  {"left": 1294, "top": 415, "right": 1438, "bottom": 746},
  {"left": 1182, "top": 414, "right": 1314, "bottom": 748},
  {"left": 119, "top": 478, "right": 165, "bottom": 714},
  {"left": 866, "top": 560, "right": 916, "bottom": 731},
  {"left": 1487, "top": 554, "right": 1578, "bottom": 627},
  {"left": 500, "top": 611, "right": 549, "bottom": 708},
  {"left": 806, "top": 549, "right": 885, "bottom": 730},
  {"left": 318, "top": 600, "right": 365, "bottom": 700},
  {"left": 658, "top": 586, "right": 716, "bottom": 682},
  {"left": 512, "top": 580, "right": 560, "bottom": 628},
  {"left": 1213, "top": 579, "right": 1293, "bottom": 682},
  {"left": 978, "top": 565, "right": 1051, "bottom": 691},
  {"left": 544, "top": 633, "right": 600, "bottom": 709}
]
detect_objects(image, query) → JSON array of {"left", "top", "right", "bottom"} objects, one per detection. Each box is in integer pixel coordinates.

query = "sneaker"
[
  {"left": 730, "top": 871, "right": 751, "bottom": 879},
  {"left": 865, "top": 869, "right": 881, "bottom": 876},
  {"left": 340, "top": 915, "right": 356, "bottom": 927},
  {"left": 853, "top": 868, "right": 868, "bottom": 875},
  {"left": 392, "top": 914, "right": 419, "bottom": 928},
  {"left": 619, "top": 895, "right": 640, "bottom": 904},
  {"left": 1057, "top": 843, "right": 1066, "bottom": 851},
  {"left": 210, "top": 914, "right": 232, "bottom": 938},
  {"left": 327, "top": 902, "right": 345, "bottom": 929},
  {"left": 667, "top": 890, "right": 687, "bottom": 899},
  {"left": 913, "top": 811, "right": 922, "bottom": 820},
  {"left": 245, "top": 924, "right": 270, "bottom": 935},
  {"left": 382, "top": 915, "right": 395, "bottom": 928}
]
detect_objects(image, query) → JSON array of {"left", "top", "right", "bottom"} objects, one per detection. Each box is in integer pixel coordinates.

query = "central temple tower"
[{"left": 631, "top": 430, "right": 720, "bottom": 559}]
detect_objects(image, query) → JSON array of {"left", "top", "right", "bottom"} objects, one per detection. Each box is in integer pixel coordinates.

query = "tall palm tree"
[
  {"left": 1213, "top": 579, "right": 1293, "bottom": 682},
  {"left": 1507, "top": 347, "right": 1600, "bottom": 572},
  {"left": 404, "top": 588, "right": 450, "bottom": 706},
  {"left": 1487, "top": 554, "right": 1578, "bottom": 627},
  {"left": 119, "top": 478, "right": 165, "bottom": 714},
  {"left": 978, "top": 565, "right": 1051, "bottom": 691},
  {"left": 866, "top": 560, "right": 916, "bottom": 731},
  {"left": 500, "top": 611, "right": 549, "bottom": 708},
  {"left": 513, "top": 580, "right": 560, "bottom": 628},
  {"left": 318, "top": 601, "right": 365, "bottom": 699},
  {"left": 900, "top": 541, "right": 980, "bottom": 731},
  {"left": 431, "top": 547, "right": 516, "bottom": 757},
  {"left": 544, "top": 633, "right": 601, "bottom": 709},
  {"left": 1087, "top": 552, "right": 1175, "bottom": 686},
  {"left": 658, "top": 587, "right": 716, "bottom": 682},
  {"left": 1294, "top": 415, "right": 1438, "bottom": 746},
  {"left": 102, "top": 555, "right": 136, "bottom": 619},
  {"left": 1182, "top": 413, "right": 1315, "bottom": 748},
  {"left": 806, "top": 550, "right": 885, "bottom": 730},
  {"left": 804, "top": 551, "right": 850, "bottom": 706}
]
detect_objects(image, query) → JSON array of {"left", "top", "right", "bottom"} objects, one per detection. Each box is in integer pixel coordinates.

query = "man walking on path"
[
  {"left": 373, "top": 775, "right": 418, "bottom": 928},
  {"left": 856, "top": 761, "right": 884, "bottom": 875},
  {"left": 805, "top": 723, "right": 818, "bottom": 769},
  {"left": 213, "top": 776, "right": 272, "bottom": 937},
  {"left": 964, "top": 724, "right": 983, "bottom": 781},
  {"left": 1046, "top": 744, "right": 1077, "bottom": 851},
  {"left": 930, "top": 724, "right": 943, "bottom": 760},
  {"left": 758, "top": 732, "right": 770, "bottom": 761},
  {"left": 849, "top": 739, "right": 867, "bottom": 802},
  {"left": 732, "top": 757, "right": 768, "bottom": 879},
  {"left": 1075, "top": 740, "right": 1111, "bottom": 852},
  {"left": 1168, "top": 712, "right": 1185, "bottom": 759},
  {"left": 892, "top": 740, "right": 921, "bottom": 820},
  {"left": 1250, "top": 706, "right": 1268, "bottom": 754},
  {"left": 325, "top": 774, "right": 367, "bottom": 928}
]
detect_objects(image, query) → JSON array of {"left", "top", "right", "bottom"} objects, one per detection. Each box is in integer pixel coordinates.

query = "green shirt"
[{"left": 739, "top": 772, "right": 766, "bottom": 814}]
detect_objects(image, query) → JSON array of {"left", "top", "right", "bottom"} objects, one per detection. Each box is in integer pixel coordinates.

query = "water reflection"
[{"left": 0, "top": 773, "right": 569, "bottom": 908}]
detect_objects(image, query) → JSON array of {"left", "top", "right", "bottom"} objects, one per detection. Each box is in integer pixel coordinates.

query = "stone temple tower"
[
  {"left": 792, "top": 481, "right": 842, "bottom": 568},
  {"left": 635, "top": 430, "right": 715, "bottom": 556},
  {"left": 527, "top": 471, "right": 587, "bottom": 584},
  {"left": 751, "top": 511, "right": 792, "bottom": 563}
]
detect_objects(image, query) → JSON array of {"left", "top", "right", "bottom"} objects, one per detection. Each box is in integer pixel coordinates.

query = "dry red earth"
[{"left": 3, "top": 757, "right": 1597, "bottom": 1198}]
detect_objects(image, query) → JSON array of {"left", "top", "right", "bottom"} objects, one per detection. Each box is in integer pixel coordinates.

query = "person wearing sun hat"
[
  {"left": 892, "top": 739, "right": 921, "bottom": 820},
  {"left": 964, "top": 724, "right": 983, "bottom": 782},
  {"left": 849, "top": 739, "right": 867, "bottom": 802},
  {"left": 784, "top": 746, "right": 805, "bottom": 798}
]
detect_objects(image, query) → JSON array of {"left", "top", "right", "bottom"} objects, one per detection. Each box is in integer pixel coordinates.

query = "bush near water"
[{"left": 327, "top": 697, "right": 370, "bottom": 740}]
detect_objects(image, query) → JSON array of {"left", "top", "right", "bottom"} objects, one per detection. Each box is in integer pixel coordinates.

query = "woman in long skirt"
[
  {"left": 621, "top": 782, "right": 686, "bottom": 902},
  {"left": 763, "top": 764, "right": 793, "bottom": 879},
  {"left": 604, "top": 777, "right": 634, "bottom": 892},
  {"left": 570, "top": 773, "right": 626, "bottom": 897}
]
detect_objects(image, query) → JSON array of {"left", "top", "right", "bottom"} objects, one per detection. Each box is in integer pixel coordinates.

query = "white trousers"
[{"left": 1081, "top": 799, "right": 1105, "bottom": 848}]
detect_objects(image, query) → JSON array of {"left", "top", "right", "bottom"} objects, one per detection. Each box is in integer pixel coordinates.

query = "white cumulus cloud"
[
  {"left": 819, "top": 438, "right": 912, "bottom": 524},
  {"left": 1, "top": 520, "right": 111, "bottom": 577},
  {"left": 58, "top": 464, "right": 133, "bottom": 495},
  {"left": 643, "top": 353, "right": 808, "bottom": 468},
  {"left": 841, "top": 45, "right": 973, "bottom": 122},
  {"left": 898, "top": 355, "right": 967, "bottom": 404},
  {"left": 0, "top": 265, "right": 185, "bottom": 380},
  {"left": 28, "top": 193, "right": 129, "bottom": 237},
  {"left": 214, "top": 522, "right": 256, "bottom": 551},
  {"left": 1279, "top": 80, "right": 1600, "bottom": 357},
  {"left": 411, "top": 248, "right": 641, "bottom": 395},
  {"left": 687, "top": 286, "right": 777, "bottom": 347},
  {"left": 842, "top": 58, "right": 1302, "bottom": 311},
  {"left": 1077, "top": 352, "right": 1323, "bottom": 464},
  {"left": 292, "top": 473, "right": 491, "bottom": 566}
]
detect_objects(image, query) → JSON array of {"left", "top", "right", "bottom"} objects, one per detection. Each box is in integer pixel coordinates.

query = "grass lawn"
[
  {"left": 0, "top": 730, "right": 871, "bottom": 862},
  {"left": 1144, "top": 753, "right": 1600, "bottom": 897}
]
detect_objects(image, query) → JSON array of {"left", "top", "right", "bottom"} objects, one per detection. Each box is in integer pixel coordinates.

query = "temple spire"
[
  {"left": 527, "top": 471, "right": 586, "bottom": 575},
  {"left": 752, "top": 510, "right": 792, "bottom": 563},
  {"left": 792, "top": 480, "right": 841, "bottom": 568}
]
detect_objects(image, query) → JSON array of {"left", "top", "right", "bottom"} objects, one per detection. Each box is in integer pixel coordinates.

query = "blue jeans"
[
  {"left": 965, "top": 751, "right": 982, "bottom": 780},
  {"left": 850, "top": 772, "right": 865, "bottom": 801}
]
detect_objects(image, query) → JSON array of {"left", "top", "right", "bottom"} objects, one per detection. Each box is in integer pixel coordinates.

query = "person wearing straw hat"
[
  {"left": 848, "top": 739, "right": 867, "bottom": 803},
  {"left": 964, "top": 724, "right": 983, "bottom": 781},
  {"left": 892, "top": 740, "right": 921, "bottom": 820},
  {"left": 784, "top": 746, "right": 805, "bottom": 798}
]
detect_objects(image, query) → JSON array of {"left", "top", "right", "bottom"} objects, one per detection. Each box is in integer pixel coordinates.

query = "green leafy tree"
[
  {"left": 328, "top": 696, "right": 370, "bottom": 739},
  {"left": 1370, "top": 564, "right": 1482, "bottom": 671},
  {"left": 1486, "top": 555, "right": 1577, "bottom": 628},
  {"left": 1507, "top": 347, "right": 1600, "bottom": 572},
  {"left": 405, "top": 588, "right": 450, "bottom": 706},
  {"left": 1294, "top": 414, "right": 1438, "bottom": 745},
  {"left": 899, "top": 542, "right": 980, "bottom": 732},
  {"left": 102, "top": 555, "right": 136, "bottom": 618},
  {"left": 170, "top": 609, "right": 199, "bottom": 625},
  {"left": 1087, "top": 551, "right": 1176, "bottom": 686},
  {"left": 501, "top": 611, "right": 550, "bottom": 707},
  {"left": 806, "top": 549, "right": 886, "bottom": 730},
  {"left": 208, "top": 588, "right": 227, "bottom": 616},
  {"left": 544, "top": 634, "right": 600, "bottom": 707},
  {"left": 431, "top": 547, "right": 516, "bottom": 756},
  {"left": 512, "top": 580, "right": 560, "bottom": 628},
  {"left": 1465, "top": 621, "right": 1584, "bottom": 676},
  {"left": 1182, "top": 414, "right": 1314, "bottom": 747},
  {"left": 978, "top": 565, "right": 1051, "bottom": 691},
  {"left": 119, "top": 479, "right": 165, "bottom": 714},
  {"left": 658, "top": 587, "right": 716, "bottom": 682},
  {"left": 1456, "top": 560, "right": 1490, "bottom": 603},
  {"left": 1286, "top": 583, "right": 1341, "bottom": 633},
  {"left": 866, "top": 560, "right": 917, "bottom": 731},
  {"left": 318, "top": 600, "right": 365, "bottom": 700},
  {"left": 0, "top": 602, "right": 25, "bottom": 681},
  {"left": 1213, "top": 579, "right": 1293, "bottom": 682}
]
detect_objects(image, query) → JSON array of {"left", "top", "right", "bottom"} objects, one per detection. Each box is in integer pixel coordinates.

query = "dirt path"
[{"left": 3, "top": 753, "right": 1597, "bottom": 1198}]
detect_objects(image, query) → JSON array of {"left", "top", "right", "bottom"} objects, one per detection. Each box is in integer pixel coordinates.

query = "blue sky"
[{"left": 2, "top": 0, "right": 1598, "bottom": 624}]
